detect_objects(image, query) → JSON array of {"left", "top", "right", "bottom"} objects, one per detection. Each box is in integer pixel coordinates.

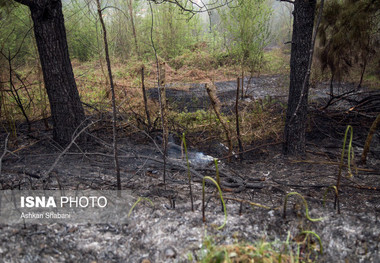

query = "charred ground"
[{"left": 0, "top": 76, "right": 379, "bottom": 262}]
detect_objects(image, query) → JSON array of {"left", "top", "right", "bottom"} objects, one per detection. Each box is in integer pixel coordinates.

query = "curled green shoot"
[
  {"left": 336, "top": 125, "right": 354, "bottom": 213},
  {"left": 202, "top": 176, "right": 227, "bottom": 230},
  {"left": 339, "top": 125, "right": 355, "bottom": 179},
  {"left": 301, "top": 230, "right": 323, "bottom": 254},
  {"left": 214, "top": 158, "right": 223, "bottom": 212},
  {"left": 128, "top": 197, "right": 154, "bottom": 217},
  {"left": 182, "top": 132, "right": 194, "bottom": 212},
  {"left": 283, "top": 192, "right": 324, "bottom": 222}
]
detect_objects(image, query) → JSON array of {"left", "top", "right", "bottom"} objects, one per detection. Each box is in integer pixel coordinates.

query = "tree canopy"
[{"left": 317, "top": 0, "right": 380, "bottom": 84}]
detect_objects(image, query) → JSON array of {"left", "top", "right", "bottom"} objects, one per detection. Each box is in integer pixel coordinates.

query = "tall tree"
[
  {"left": 127, "top": 0, "right": 139, "bottom": 56},
  {"left": 219, "top": 0, "right": 272, "bottom": 73},
  {"left": 13, "top": 0, "right": 86, "bottom": 145},
  {"left": 282, "top": 0, "right": 316, "bottom": 155}
]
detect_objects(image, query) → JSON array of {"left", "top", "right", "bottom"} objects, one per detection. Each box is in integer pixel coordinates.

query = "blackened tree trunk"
[
  {"left": 14, "top": 0, "right": 86, "bottom": 145},
  {"left": 283, "top": 0, "right": 316, "bottom": 155}
]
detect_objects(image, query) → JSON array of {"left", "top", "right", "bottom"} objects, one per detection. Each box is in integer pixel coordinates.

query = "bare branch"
[
  {"left": 43, "top": 119, "right": 97, "bottom": 183},
  {"left": 148, "top": 0, "right": 235, "bottom": 15}
]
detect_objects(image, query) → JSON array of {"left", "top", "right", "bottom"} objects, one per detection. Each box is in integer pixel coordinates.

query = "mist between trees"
[{"left": 1, "top": 0, "right": 283, "bottom": 66}]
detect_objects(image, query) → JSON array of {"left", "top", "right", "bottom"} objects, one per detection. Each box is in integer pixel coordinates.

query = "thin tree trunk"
[
  {"left": 159, "top": 62, "right": 168, "bottom": 184},
  {"left": 149, "top": 0, "right": 168, "bottom": 184},
  {"left": 330, "top": 72, "right": 334, "bottom": 98},
  {"left": 236, "top": 78, "right": 243, "bottom": 161},
  {"left": 206, "top": 83, "right": 233, "bottom": 159},
  {"left": 127, "top": 0, "right": 139, "bottom": 57},
  {"left": 141, "top": 66, "right": 151, "bottom": 130},
  {"left": 241, "top": 70, "right": 244, "bottom": 100},
  {"left": 358, "top": 58, "right": 367, "bottom": 90},
  {"left": 96, "top": 0, "right": 121, "bottom": 191},
  {"left": 361, "top": 114, "right": 380, "bottom": 164},
  {"left": 0, "top": 69, "right": 3, "bottom": 121}
]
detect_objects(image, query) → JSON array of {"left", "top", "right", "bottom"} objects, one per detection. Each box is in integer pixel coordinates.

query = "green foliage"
[
  {"left": 64, "top": 0, "right": 98, "bottom": 62},
  {"left": 170, "top": 47, "right": 217, "bottom": 70},
  {"left": 317, "top": 0, "right": 380, "bottom": 82},
  {"left": 0, "top": 3, "right": 35, "bottom": 65},
  {"left": 262, "top": 48, "right": 290, "bottom": 75},
  {"left": 106, "top": 0, "right": 140, "bottom": 59},
  {"left": 218, "top": 0, "right": 272, "bottom": 72},
  {"left": 173, "top": 110, "right": 214, "bottom": 130},
  {"left": 140, "top": 2, "right": 203, "bottom": 60},
  {"left": 198, "top": 234, "right": 317, "bottom": 263}
]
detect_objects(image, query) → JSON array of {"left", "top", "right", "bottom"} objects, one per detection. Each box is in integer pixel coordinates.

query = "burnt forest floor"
[{"left": 0, "top": 76, "right": 380, "bottom": 263}]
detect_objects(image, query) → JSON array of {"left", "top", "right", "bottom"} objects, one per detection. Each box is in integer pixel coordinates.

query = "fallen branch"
[{"left": 320, "top": 89, "right": 357, "bottom": 110}]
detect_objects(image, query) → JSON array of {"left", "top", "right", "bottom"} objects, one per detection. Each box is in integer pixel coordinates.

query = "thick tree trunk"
[
  {"left": 283, "top": 0, "right": 316, "bottom": 155},
  {"left": 16, "top": 0, "right": 86, "bottom": 145}
]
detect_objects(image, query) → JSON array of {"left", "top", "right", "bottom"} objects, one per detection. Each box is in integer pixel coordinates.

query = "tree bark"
[
  {"left": 283, "top": 0, "right": 316, "bottom": 155},
  {"left": 15, "top": 0, "right": 86, "bottom": 145}
]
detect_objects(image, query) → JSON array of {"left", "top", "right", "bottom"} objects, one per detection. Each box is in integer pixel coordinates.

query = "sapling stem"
[
  {"left": 182, "top": 133, "right": 194, "bottom": 212},
  {"left": 322, "top": 185, "right": 338, "bottom": 208}
]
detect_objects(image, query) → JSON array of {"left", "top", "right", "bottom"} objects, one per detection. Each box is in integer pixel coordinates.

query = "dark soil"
[{"left": 0, "top": 75, "right": 379, "bottom": 263}]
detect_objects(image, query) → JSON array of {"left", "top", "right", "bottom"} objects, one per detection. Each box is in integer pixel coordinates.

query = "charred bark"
[{"left": 283, "top": 0, "right": 316, "bottom": 155}]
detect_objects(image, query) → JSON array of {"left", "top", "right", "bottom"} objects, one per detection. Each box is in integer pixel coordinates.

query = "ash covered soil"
[{"left": 1, "top": 76, "right": 380, "bottom": 263}]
